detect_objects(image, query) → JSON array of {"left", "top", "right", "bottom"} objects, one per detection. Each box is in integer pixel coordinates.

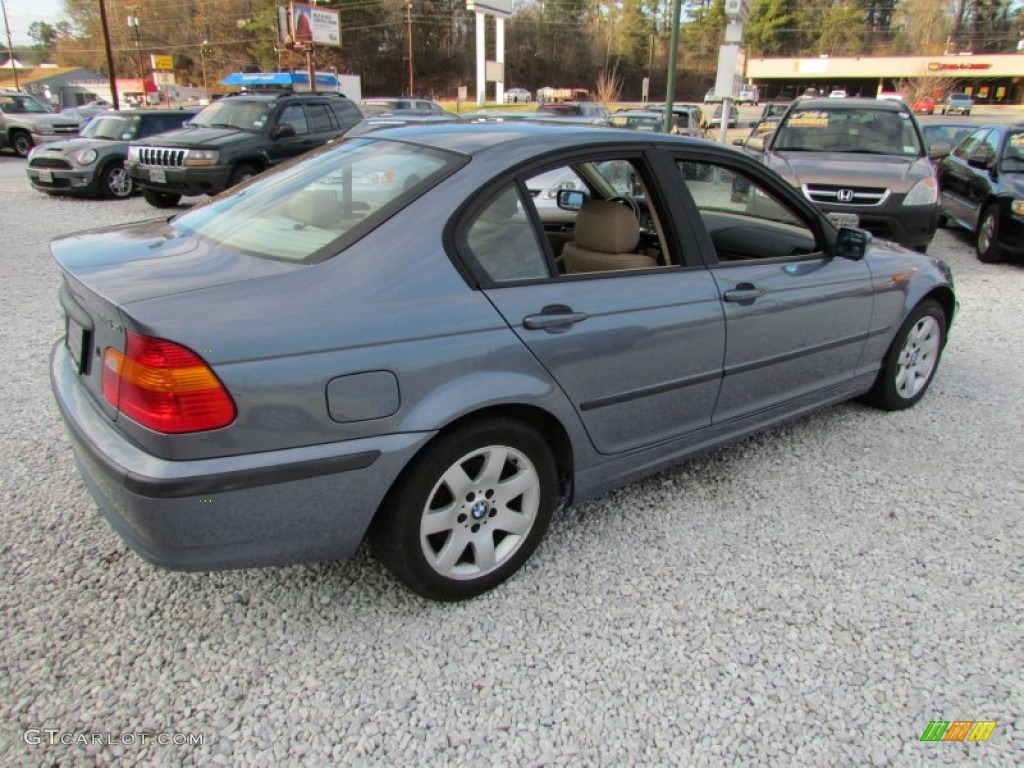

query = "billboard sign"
[
  {"left": 150, "top": 54, "right": 173, "bottom": 71},
  {"left": 290, "top": 4, "right": 341, "bottom": 47}
]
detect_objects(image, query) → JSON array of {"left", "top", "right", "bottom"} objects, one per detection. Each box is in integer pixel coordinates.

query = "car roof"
[{"left": 352, "top": 121, "right": 696, "bottom": 157}]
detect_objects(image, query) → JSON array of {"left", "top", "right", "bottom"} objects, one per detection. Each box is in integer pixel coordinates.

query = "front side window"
[
  {"left": 1001, "top": 130, "right": 1024, "bottom": 172},
  {"left": 172, "top": 138, "right": 460, "bottom": 263},
  {"left": 278, "top": 104, "right": 309, "bottom": 135},
  {"left": 677, "top": 159, "right": 819, "bottom": 262},
  {"left": 773, "top": 107, "right": 923, "bottom": 156},
  {"left": 953, "top": 128, "right": 988, "bottom": 160},
  {"left": 0, "top": 94, "right": 49, "bottom": 114}
]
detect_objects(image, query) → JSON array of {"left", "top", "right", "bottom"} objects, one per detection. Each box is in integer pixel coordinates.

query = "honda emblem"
[{"left": 837, "top": 189, "right": 855, "bottom": 203}]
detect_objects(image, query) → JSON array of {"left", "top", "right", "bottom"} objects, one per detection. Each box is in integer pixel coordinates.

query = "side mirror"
[
  {"left": 557, "top": 188, "right": 587, "bottom": 210},
  {"left": 967, "top": 154, "right": 992, "bottom": 170},
  {"left": 273, "top": 124, "right": 296, "bottom": 139},
  {"left": 835, "top": 227, "right": 869, "bottom": 261},
  {"left": 745, "top": 137, "right": 765, "bottom": 153},
  {"left": 928, "top": 141, "right": 952, "bottom": 160}
]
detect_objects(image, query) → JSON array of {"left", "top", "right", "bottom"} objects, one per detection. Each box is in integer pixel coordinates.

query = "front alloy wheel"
[
  {"left": 976, "top": 206, "right": 1005, "bottom": 263},
  {"left": 101, "top": 162, "right": 133, "bottom": 199},
  {"left": 863, "top": 299, "right": 946, "bottom": 411},
  {"left": 372, "top": 420, "right": 557, "bottom": 600}
]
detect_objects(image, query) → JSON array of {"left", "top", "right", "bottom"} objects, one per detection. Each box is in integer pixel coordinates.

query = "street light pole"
[
  {"left": 127, "top": 11, "right": 143, "bottom": 79},
  {"left": 406, "top": 1, "right": 414, "bottom": 97}
]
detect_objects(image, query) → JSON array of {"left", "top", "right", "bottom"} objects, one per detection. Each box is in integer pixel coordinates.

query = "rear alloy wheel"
[
  {"left": 372, "top": 420, "right": 557, "bottom": 601},
  {"left": 100, "top": 161, "right": 133, "bottom": 199},
  {"left": 142, "top": 188, "right": 182, "bottom": 208},
  {"left": 11, "top": 131, "right": 33, "bottom": 158},
  {"left": 975, "top": 205, "right": 1006, "bottom": 263},
  {"left": 863, "top": 299, "right": 946, "bottom": 411}
]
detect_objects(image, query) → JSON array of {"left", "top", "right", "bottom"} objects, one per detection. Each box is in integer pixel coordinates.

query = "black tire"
[
  {"left": 142, "top": 188, "right": 182, "bottom": 208},
  {"left": 11, "top": 131, "right": 33, "bottom": 158},
  {"left": 937, "top": 213, "right": 949, "bottom": 229},
  {"left": 99, "top": 161, "right": 134, "bottom": 200},
  {"left": 371, "top": 419, "right": 558, "bottom": 601},
  {"left": 229, "top": 163, "right": 257, "bottom": 187},
  {"left": 975, "top": 205, "right": 1005, "bottom": 263},
  {"left": 863, "top": 299, "right": 946, "bottom": 411}
]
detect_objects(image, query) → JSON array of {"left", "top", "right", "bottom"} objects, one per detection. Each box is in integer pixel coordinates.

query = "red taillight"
[{"left": 102, "top": 332, "right": 236, "bottom": 434}]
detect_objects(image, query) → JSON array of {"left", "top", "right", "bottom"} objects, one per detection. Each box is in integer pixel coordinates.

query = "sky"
[{"left": 2, "top": 0, "right": 65, "bottom": 48}]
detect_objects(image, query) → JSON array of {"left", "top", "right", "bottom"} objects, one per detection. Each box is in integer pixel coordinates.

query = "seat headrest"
[
  {"left": 574, "top": 200, "right": 640, "bottom": 254},
  {"left": 287, "top": 190, "right": 338, "bottom": 229}
]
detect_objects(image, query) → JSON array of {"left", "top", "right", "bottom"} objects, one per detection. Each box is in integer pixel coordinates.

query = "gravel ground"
[{"left": 0, "top": 152, "right": 1021, "bottom": 767}]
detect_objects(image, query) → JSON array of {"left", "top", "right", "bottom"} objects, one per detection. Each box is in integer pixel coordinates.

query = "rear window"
[{"left": 171, "top": 138, "right": 462, "bottom": 263}]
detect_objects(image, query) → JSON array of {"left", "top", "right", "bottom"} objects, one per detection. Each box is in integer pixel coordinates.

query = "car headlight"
[
  {"left": 76, "top": 149, "right": 98, "bottom": 165},
  {"left": 903, "top": 177, "right": 937, "bottom": 206},
  {"left": 1011, "top": 200, "right": 1024, "bottom": 217},
  {"left": 34, "top": 126, "right": 56, "bottom": 136},
  {"left": 126, "top": 146, "right": 141, "bottom": 165},
  {"left": 185, "top": 149, "right": 219, "bottom": 167}
]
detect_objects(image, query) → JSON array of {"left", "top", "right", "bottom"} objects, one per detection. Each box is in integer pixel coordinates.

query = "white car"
[
  {"left": 829, "top": 89, "right": 847, "bottom": 99},
  {"left": 504, "top": 88, "right": 532, "bottom": 104}
]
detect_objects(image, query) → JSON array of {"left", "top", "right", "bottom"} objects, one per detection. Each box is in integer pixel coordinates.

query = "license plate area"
[
  {"left": 149, "top": 168, "right": 167, "bottom": 183},
  {"left": 38, "top": 169, "right": 54, "bottom": 183},
  {"left": 828, "top": 212, "right": 860, "bottom": 229},
  {"left": 66, "top": 316, "right": 88, "bottom": 374}
]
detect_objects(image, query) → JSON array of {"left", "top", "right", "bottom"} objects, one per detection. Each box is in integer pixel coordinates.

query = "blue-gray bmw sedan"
[{"left": 51, "top": 123, "right": 956, "bottom": 600}]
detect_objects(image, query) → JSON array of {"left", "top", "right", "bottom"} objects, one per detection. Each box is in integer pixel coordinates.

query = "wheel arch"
[
  {"left": 235, "top": 155, "right": 269, "bottom": 172},
  {"left": 922, "top": 286, "right": 956, "bottom": 332},
  {"left": 380, "top": 402, "right": 576, "bottom": 523}
]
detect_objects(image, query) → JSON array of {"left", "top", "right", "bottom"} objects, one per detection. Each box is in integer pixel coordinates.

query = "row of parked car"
[{"left": 8, "top": 85, "right": 1021, "bottom": 262}]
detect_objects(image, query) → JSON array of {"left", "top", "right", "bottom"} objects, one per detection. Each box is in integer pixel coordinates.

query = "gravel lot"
[{"left": 0, "top": 151, "right": 1021, "bottom": 766}]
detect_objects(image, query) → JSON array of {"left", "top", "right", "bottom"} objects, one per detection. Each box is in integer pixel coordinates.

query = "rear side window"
[
  {"left": 307, "top": 104, "right": 334, "bottom": 133},
  {"left": 463, "top": 184, "right": 550, "bottom": 283},
  {"left": 330, "top": 99, "right": 363, "bottom": 130}
]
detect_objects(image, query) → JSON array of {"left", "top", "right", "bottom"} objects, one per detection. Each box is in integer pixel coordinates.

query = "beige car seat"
[{"left": 562, "top": 199, "right": 657, "bottom": 273}]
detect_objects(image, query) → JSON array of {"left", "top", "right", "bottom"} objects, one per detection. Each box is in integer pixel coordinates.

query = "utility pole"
[
  {"left": 98, "top": 0, "right": 120, "bottom": 109},
  {"left": 406, "top": 1, "right": 414, "bottom": 97},
  {"left": 200, "top": 40, "right": 210, "bottom": 95}
]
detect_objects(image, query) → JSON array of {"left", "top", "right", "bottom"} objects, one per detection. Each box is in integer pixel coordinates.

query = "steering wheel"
[{"left": 607, "top": 195, "right": 640, "bottom": 221}]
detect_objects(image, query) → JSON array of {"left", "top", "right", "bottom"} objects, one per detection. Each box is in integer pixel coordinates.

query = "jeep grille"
[{"left": 137, "top": 147, "right": 187, "bottom": 168}]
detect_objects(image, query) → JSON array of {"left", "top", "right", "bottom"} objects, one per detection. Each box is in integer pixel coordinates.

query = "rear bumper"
[{"left": 51, "top": 343, "right": 432, "bottom": 571}]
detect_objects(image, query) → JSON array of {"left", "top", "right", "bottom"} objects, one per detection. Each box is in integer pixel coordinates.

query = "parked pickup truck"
[
  {"left": 0, "top": 90, "right": 81, "bottom": 158},
  {"left": 941, "top": 93, "right": 974, "bottom": 115}
]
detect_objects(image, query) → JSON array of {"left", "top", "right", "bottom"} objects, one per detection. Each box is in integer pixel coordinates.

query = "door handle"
[
  {"left": 523, "top": 305, "right": 589, "bottom": 332},
  {"left": 723, "top": 283, "right": 766, "bottom": 304}
]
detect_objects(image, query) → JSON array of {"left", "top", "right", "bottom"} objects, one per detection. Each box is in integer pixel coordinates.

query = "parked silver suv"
[{"left": 0, "top": 90, "right": 82, "bottom": 158}]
